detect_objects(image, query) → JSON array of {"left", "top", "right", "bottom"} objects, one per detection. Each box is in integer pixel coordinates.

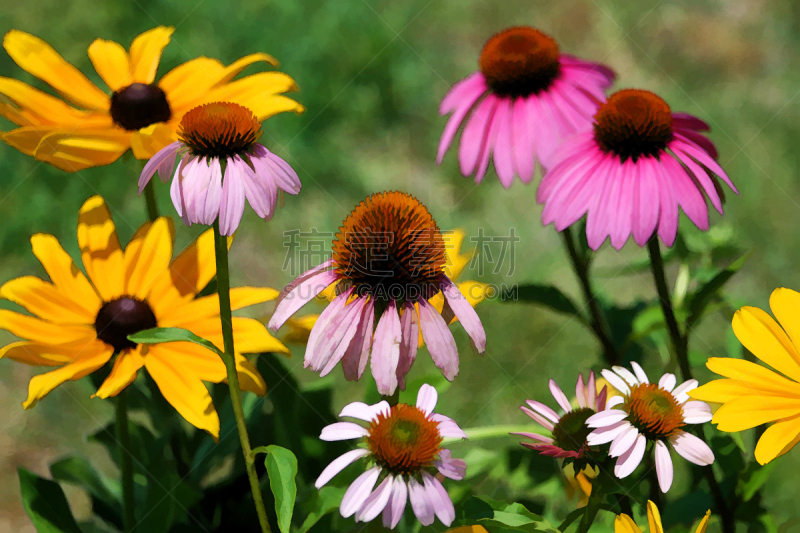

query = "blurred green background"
[{"left": 1, "top": 0, "right": 799, "bottom": 530}]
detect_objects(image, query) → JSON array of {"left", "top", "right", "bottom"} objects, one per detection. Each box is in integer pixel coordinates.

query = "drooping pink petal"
[
  {"left": 356, "top": 475, "right": 394, "bottom": 523},
  {"left": 670, "top": 430, "right": 715, "bottom": 465},
  {"left": 586, "top": 158, "right": 624, "bottom": 250},
  {"left": 342, "top": 297, "right": 375, "bottom": 381},
  {"left": 614, "top": 434, "right": 646, "bottom": 478},
  {"left": 663, "top": 154, "right": 709, "bottom": 231},
  {"left": 548, "top": 379, "right": 572, "bottom": 413},
  {"left": 439, "top": 72, "right": 486, "bottom": 114},
  {"left": 669, "top": 147, "right": 722, "bottom": 213},
  {"left": 170, "top": 156, "right": 187, "bottom": 219},
  {"left": 492, "top": 97, "right": 516, "bottom": 188},
  {"left": 416, "top": 383, "right": 438, "bottom": 415},
  {"left": 632, "top": 156, "right": 660, "bottom": 246},
  {"left": 418, "top": 298, "right": 459, "bottom": 381},
  {"left": 315, "top": 448, "right": 369, "bottom": 488},
  {"left": 511, "top": 96, "right": 535, "bottom": 183},
  {"left": 458, "top": 96, "right": 498, "bottom": 177},
  {"left": 340, "top": 467, "right": 381, "bottom": 518},
  {"left": 672, "top": 112, "right": 710, "bottom": 132},
  {"left": 382, "top": 476, "right": 408, "bottom": 529},
  {"left": 474, "top": 96, "right": 504, "bottom": 183},
  {"left": 675, "top": 128, "right": 718, "bottom": 159},
  {"left": 397, "top": 302, "right": 419, "bottom": 389},
  {"left": 654, "top": 440, "right": 674, "bottom": 492},
  {"left": 554, "top": 153, "right": 613, "bottom": 234},
  {"left": 609, "top": 425, "right": 639, "bottom": 458},
  {"left": 437, "top": 80, "right": 489, "bottom": 164},
  {"left": 303, "top": 288, "right": 352, "bottom": 369},
  {"left": 238, "top": 153, "right": 276, "bottom": 220},
  {"left": 408, "top": 477, "right": 434, "bottom": 526},
  {"left": 139, "top": 141, "right": 182, "bottom": 193},
  {"left": 219, "top": 156, "right": 247, "bottom": 236},
  {"left": 439, "top": 275, "right": 485, "bottom": 352},
  {"left": 435, "top": 449, "right": 467, "bottom": 480},
  {"left": 520, "top": 406, "right": 555, "bottom": 431},
  {"left": 255, "top": 144, "right": 302, "bottom": 194},
  {"left": 587, "top": 409, "right": 630, "bottom": 428},
  {"left": 317, "top": 297, "right": 368, "bottom": 376},
  {"left": 371, "top": 300, "right": 402, "bottom": 395},
  {"left": 525, "top": 399, "right": 560, "bottom": 424},
  {"left": 268, "top": 268, "right": 338, "bottom": 331},
  {"left": 609, "top": 159, "right": 635, "bottom": 250},
  {"left": 319, "top": 421, "right": 369, "bottom": 441},
  {"left": 422, "top": 471, "right": 456, "bottom": 526},
  {"left": 587, "top": 421, "right": 630, "bottom": 445},
  {"left": 432, "top": 413, "right": 468, "bottom": 439},
  {"left": 339, "top": 400, "right": 390, "bottom": 422},
  {"left": 671, "top": 134, "right": 737, "bottom": 193}
]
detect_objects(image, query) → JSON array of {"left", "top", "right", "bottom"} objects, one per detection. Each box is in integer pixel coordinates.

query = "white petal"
[
  {"left": 320, "top": 422, "right": 368, "bottom": 441},
  {"left": 601, "top": 369, "right": 631, "bottom": 395},
  {"left": 609, "top": 425, "right": 639, "bottom": 458},
  {"left": 630, "top": 361, "right": 649, "bottom": 384},
  {"left": 417, "top": 383, "right": 438, "bottom": 415},
  {"left": 658, "top": 373, "right": 677, "bottom": 392},
  {"left": 670, "top": 431, "right": 715, "bottom": 466},
  {"left": 422, "top": 471, "right": 456, "bottom": 526},
  {"left": 672, "top": 379, "right": 699, "bottom": 403},
  {"left": 654, "top": 440, "right": 674, "bottom": 493},
  {"left": 408, "top": 477, "right": 434, "bottom": 526},
  {"left": 682, "top": 401, "right": 713, "bottom": 424},
  {"left": 587, "top": 421, "right": 630, "bottom": 445},
  {"left": 382, "top": 476, "right": 408, "bottom": 529},
  {"left": 339, "top": 401, "right": 391, "bottom": 422},
  {"left": 605, "top": 395, "right": 625, "bottom": 409},
  {"left": 612, "top": 365, "right": 640, "bottom": 387},
  {"left": 315, "top": 449, "right": 369, "bottom": 488},
  {"left": 433, "top": 414, "right": 468, "bottom": 439},
  {"left": 614, "top": 434, "right": 646, "bottom": 478},
  {"left": 356, "top": 475, "right": 394, "bottom": 523},
  {"left": 340, "top": 467, "right": 381, "bottom": 518},
  {"left": 586, "top": 409, "right": 629, "bottom": 428}
]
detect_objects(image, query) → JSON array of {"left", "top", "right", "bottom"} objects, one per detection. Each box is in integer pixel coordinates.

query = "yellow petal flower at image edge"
[
  {"left": 282, "top": 229, "right": 491, "bottom": 348},
  {"left": 690, "top": 287, "right": 800, "bottom": 465},
  {"left": 0, "top": 195, "right": 289, "bottom": 440},
  {"left": 0, "top": 26, "right": 304, "bottom": 171},
  {"left": 615, "top": 501, "right": 710, "bottom": 533}
]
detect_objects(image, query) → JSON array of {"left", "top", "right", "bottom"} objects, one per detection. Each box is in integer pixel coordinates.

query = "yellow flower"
[
  {"left": 0, "top": 195, "right": 288, "bottom": 439},
  {"left": 282, "top": 229, "right": 490, "bottom": 348},
  {"left": 615, "top": 501, "right": 710, "bottom": 533},
  {"left": 0, "top": 27, "right": 303, "bottom": 171},
  {"left": 690, "top": 287, "right": 800, "bottom": 464}
]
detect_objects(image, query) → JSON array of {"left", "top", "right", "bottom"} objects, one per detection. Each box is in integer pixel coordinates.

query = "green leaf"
[
  {"left": 685, "top": 252, "right": 750, "bottom": 329},
  {"left": 511, "top": 284, "right": 582, "bottom": 317},
  {"left": 50, "top": 456, "right": 121, "bottom": 529},
  {"left": 18, "top": 468, "right": 82, "bottom": 533},
  {"left": 128, "top": 327, "right": 223, "bottom": 356},
  {"left": 455, "top": 497, "right": 560, "bottom": 533},
  {"left": 297, "top": 486, "right": 345, "bottom": 533},
  {"left": 264, "top": 445, "right": 298, "bottom": 533},
  {"left": 738, "top": 461, "right": 777, "bottom": 502}
]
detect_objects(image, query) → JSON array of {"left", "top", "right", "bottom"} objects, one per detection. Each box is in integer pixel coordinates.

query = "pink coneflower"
[
  {"left": 437, "top": 26, "right": 615, "bottom": 187},
  {"left": 268, "top": 191, "right": 486, "bottom": 395},
  {"left": 138, "top": 101, "right": 300, "bottom": 235},
  {"left": 586, "top": 363, "right": 714, "bottom": 492},
  {"left": 514, "top": 372, "right": 607, "bottom": 459},
  {"left": 315, "top": 384, "right": 467, "bottom": 528},
  {"left": 537, "top": 89, "right": 738, "bottom": 250}
]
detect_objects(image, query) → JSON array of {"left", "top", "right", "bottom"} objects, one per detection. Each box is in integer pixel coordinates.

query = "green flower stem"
[
  {"left": 115, "top": 389, "right": 135, "bottom": 532},
  {"left": 213, "top": 220, "right": 272, "bottom": 533},
  {"left": 558, "top": 507, "right": 585, "bottom": 531},
  {"left": 561, "top": 227, "right": 620, "bottom": 365},
  {"left": 382, "top": 389, "right": 400, "bottom": 407},
  {"left": 575, "top": 488, "right": 602, "bottom": 533},
  {"left": 646, "top": 237, "right": 735, "bottom": 533},
  {"left": 143, "top": 178, "right": 159, "bottom": 222},
  {"left": 442, "top": 424, "right": 545, "bottom": 445}
]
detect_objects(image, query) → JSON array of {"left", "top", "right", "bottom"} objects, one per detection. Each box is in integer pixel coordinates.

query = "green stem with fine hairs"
[
  {"left": 115, "top": 389, "right": 136, "bottom": 532},
  {"left": 143, "top": 178, "right": 159, "bottom": 222},
  {"left": 213, "top": 220, "right": 272, "bottom": 533},
  {"left": 646, "top": 237, "right": 735, "bottom": 533}
]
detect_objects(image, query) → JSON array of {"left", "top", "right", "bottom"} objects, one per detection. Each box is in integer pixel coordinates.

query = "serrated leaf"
[
  {"left": 264, "top": 445, "right": 298, "bottom": 533},
  {"left": 685, "top": 252, "right": 750, "bottom": 329},
  {"left": 128, "top": 327, "right": 223, "bottom": 356},
  {"left": 18, "top": 468, "right": 82, "bottom": 533},
  {"left": 511, "top": 284, "right": 582, "bottom": 317}
]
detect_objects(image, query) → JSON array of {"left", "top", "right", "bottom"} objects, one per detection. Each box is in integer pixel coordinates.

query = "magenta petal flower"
[
  {"left": 513, "top": 372, "right": 607, "bottom": 459},
  {"left": 138, "top": 102, "right": 301, "bottom": 236},
  {"left": 268, "top": 191, "right": 486, "bottom": 395},
  {"left": 315, "top": 384, "right": 467, "bottom": 529},
  {"left": 538, "top": 89, "right": 738, "bottom": 249},
  {"left": 586, "top": 363, "right": 714, "bottom": 492},
  {"left": 437, "top": 26, "right": 615, "bottom": 187}
]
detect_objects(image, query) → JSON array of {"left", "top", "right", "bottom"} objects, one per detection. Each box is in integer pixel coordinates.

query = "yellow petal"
[
  {"left": 690, "top": 379, "right": 785, "bottom": 404},
  {"left": 158, "top": 57, "right": 227, "bottom": 110},
  {"left": 443, "top": 229, "right": 469, "bottom": 279},
  {"left": 614, "top": 515, "right": 643, "bottom": 533},
  {"left": 445, "top": 528, "right": 490, "bottom": 533},
  {"left": 733, "top": 307, "right": 800, "bottom": 382},
  {"left": 282, "top": 314, "right": 318, "bottom": 344},
  {"left": 32, "top": 129, "right": 130, "bottom": 172},
  {"left": 646, "top": 501, "right": 664, "bottom": 533},
  {"left": 30, "top": 234, "right": 100, "bottom": 312},
  {"left": 0, "top": 341, "right": 73, "bottom": 366},
  {"left": 212, "top": 52, "right": 279, "bottom": 85},
  {"left": 458, "top": 280, "right": 490, "bottom": 308},
  {"left": 93, "top": 347, "right": 146, "bottom": 399},
  {"left": 694, "top": 510, "right": 712, "bottom": 533},
  {"left": 704, "top": 358, "right": 800, "bottom": 395},
  {"left": 0, "top": 309, "right": 96, "bottom": 344},
  {"left": 129, "top": 26, "right": 173, "bottom": 84},
  {"left": 144, "top": 352, "right": 220, "bottom": 439},
  {"left": 186, "top": 317, "right": 289, "bottom": 355},
  {"left": 0, "top": 276, "right": 97, "bottom": 324},
  {"left": 87, "top": 38, "right": 131, "bottom": 91},
  {"left": 222, "top": 93, "right": 304, "bottom": 122},
  {"left": 769, "top": 287, "right": 800, "bottom": 363},
  {"left": 147, "top": 229, "right": 216, "bottom": 315},
  {"left": 23, "top": 343, "right": 113, "bottom": 408},
  {"left": 3, "top": 30, "right": 109, "bottom": 111},
  {"left": 712, "top": 395, "right": 800, "bottom": 432},
  {"left": 125, "top": 217, "right": 174, "bottom": 300},
  {"left": 78, "top": 195, "right": 125, "bottom": 300},
  {"left": 146, "top": 343, "right": 266, "bottom": 395},
  {"left": 162, "top": 287, "right": 279, "bottom": 326},
  {"left": 129, "top": 122, "right": 178, "bottom": 160},
  {"left": 754, "top": 413, "right": 800, "bottom": 465},
  {"left": 0, "top": 77, "right": 108, "bottom": 125}
]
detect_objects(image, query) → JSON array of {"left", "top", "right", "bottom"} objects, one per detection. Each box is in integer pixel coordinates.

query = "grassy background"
[{"left": 1, "top": 0, "right": 800, "bottom": 530}]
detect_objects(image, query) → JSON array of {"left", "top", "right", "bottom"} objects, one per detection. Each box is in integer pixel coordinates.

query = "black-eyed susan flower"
[
  {"left": 537, "top": 89, "right": 737, "bottom": 249},
  {"left": 0, "top": 195, "right": 288, "bottom": 438},
  {"left": 0, "top": 27, "right": 303, "bottom": 171},
  {"left": 616, "top": 501, "right": 710, "bottom": 533},
  {"left": 587, "top": 362, "right": 714, "bottom": 492},
  {"left": 268, "top": 192, "right": 486, "bottom": 395},
  {"left": 138, "top": 101, "right": 300, "bottom": 236},
  {"left": 315, "top": 384, "right": 467, "bottom": 528},
  {"left": 691, "top": 287, "right": 800, "bottom": 465},
  {"left": 437, "top": 26, "right": 615, "bottom": 187}
]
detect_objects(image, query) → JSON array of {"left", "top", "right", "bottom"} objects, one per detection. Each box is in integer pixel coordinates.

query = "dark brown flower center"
[
  {"left": 593, "top": 89, "right": 674, "bottom": 162},
  {"left": 332, "top": 191, "right": 446, "bottom": 304},
  {"left": 624, "top": 383, "right": 684, "bottom": 440},
  {"left": 109, "top": 83, "right": 172, "bottom": 131},
  {"left": 479, "top": 26, "right": 561, "bottom": 98},
  {"left": 551, "top": 407, "right": 595, "bottom": 452},
  {"left": 94, "top": 297, "right": 158, "bottom": 352},
  {"left": 178, "top": 101, "right": 262, "bottom": 159},
  {"left": 366, "top": 404, "right": 443, "bottom": 476}
]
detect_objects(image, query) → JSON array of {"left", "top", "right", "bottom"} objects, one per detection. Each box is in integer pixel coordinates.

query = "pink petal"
[
  {"left": 408, "top": 477, "right": 434, "bottom": 526},
  {"left": 416, "top": 383, "right": 438, "bottom": 415},
  {"left": 672, "top": 112, "right": 710, "bottom": 132},
  {"left": 612, "top": 366, "right": 640, "bottom": 388},
  {"left": 435, "top": 449, "right": 467, "bottom": 480},
  {"left": 670, "top": 430, "right": 714, "bottom": 465},
  {"left": 614, "top": 434, "right": 646, "bottom": 478},
  {"left": 587, "top": 409, "right": 629, "bottom": 428},
  {"left": 340, "top": 467, "right": 381, "bottom": 518},
  {"left": 474, "top": 95, "right": 504, "bottom": 183},
  {"left": 239, "top": 153, "right": 277, "bottom": 220},
  {"left": 511, "top": 97, "right": 535, "bottom": 183},
  {"left": 587, "top": 421, "right": 629, "bottom": 445},
  {"left": 671, "top": 134, "right": 737, "bottom": 193},
  {"left": 315, "top": 449, "right": 369, "bottom": 488},
  {"left": 669, "top": 147, "right": 722, "bottom": 213},
  {"left": 397, "top": 302, "right": 419, "bottom": 389},
  {"left": 439, "top": 275, "right": 486, "bottom": 352},
  {"left": 586, "top": 158, "right": 623, "bottom": 249},
  {"left": 654, "top": 440, "right": 674, "bottom": 492},
  {"left": 549, "top": 379, "right": 572, "bottom": 412},
  {"left": 492, "top": 97, "right": 516, "bottom": 188},
  {"left": 609, "top": 425, "right": 639, "bottom": 457},
  {"left": 632, "top": 157, "right": 660, "bottom": 246},
  {"left": 170, "top": 157, "right": 186, "bottom": 218},
  {"left": 340, "top": 400, "right": 390, "bottom": 422},
  {"left": 422, "top": 471, "right": 456, "bottom": 526},
  {"left": 601, "top": 369, "right": 631, "bottom": 395},
  {"left": 139, "top": 141, "right": 181, "bottom": 193},
  {"left": 317, "top": 297, "right": 368, "bottom": 376},
  {"left": 259, "top": 145, "right": 302, "bottom": 194},
  {"left": 576, "top": 373, "right": 587, "bottom": 409},
  {"left": 524, "top": 399, "right": 560, "bottom": 424},
  {"left": 676, "top": 128, "right": 718, "bottom": 159},
  {"left": 219, "top": 157, "right": 247, "bottom": 236},
  {"left": 418, "top": 298, "right": 459, "bottom": 381},
  {"left": 587, "top": 371, "right": 597, "bottom": 411},
  {"left": 458, "top": 96, "right": 497, "bottom": 176},
  {"left": 659, "top": 373, "right": 677, "bottom": 392},
  {"left": 663, "top": 154, "right": 709, "bottom": 231},
  {"left": 342, "top": 298, "right": 375, "bottom": 381},
  {"left": 437, "top": 79, "right": 488, "bottom": 165},
  {"left": 268, "top": 267, "right": 337, "bottom": 331},
  {"left": 672, "top": 379, "right": 699, "bottom": 403},
  {"left": 320, "top": 421, "right": 369, "bottom": 441},
  {"left": 439, "top": 72, "right": 485, "bottom": 114},
  {"left": 605, "top": 396, "right": 625, "bottom": 409},
  {"left": 511, "top": 432, "right": 554, "bottom": 444},
  {"left": 303, "top": 288, "right": 353, "bottom": 369},
  {"left": 520, "top": 406, "right": 555, "bottom": 431},
  {"left": 555, "top": 154, "right": 613, "bottom": 234},
  {"left": 432, "top": 414, "right": 467, "bottom": 439},
  {"left": 682, "top": 401, "right": 713, "bottom": 424},
  {"left": 371, "top": 300, "right": 402, "bottom": 395},
  {"left": 609, "top": 159, "right": 635, "bottom": 249},
  {"left": 356, "top": 475, "right": 394, "bottom": 523},
  {"left": 382, "top": 476, "right": 408, "bottom": 529}
]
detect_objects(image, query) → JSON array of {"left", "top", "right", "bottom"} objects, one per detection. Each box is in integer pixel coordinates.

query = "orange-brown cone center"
[
  {"left": 479, "top": 26, "right": 561, "bottom": 97},
  {"left": 624, "top": 383, "right": 684, "bottom": 440},
  {"left": 332, "top": 191, "right": 445, "bottom": 303},
  {"left": 366, "top": 404, "right": 443, "bottom": 476},
  {"left": 178, "top": 101, "right": 262, "bottom": 159},
  {"left": 593, "top": 89, "right": 674, "bottom": 162}
]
